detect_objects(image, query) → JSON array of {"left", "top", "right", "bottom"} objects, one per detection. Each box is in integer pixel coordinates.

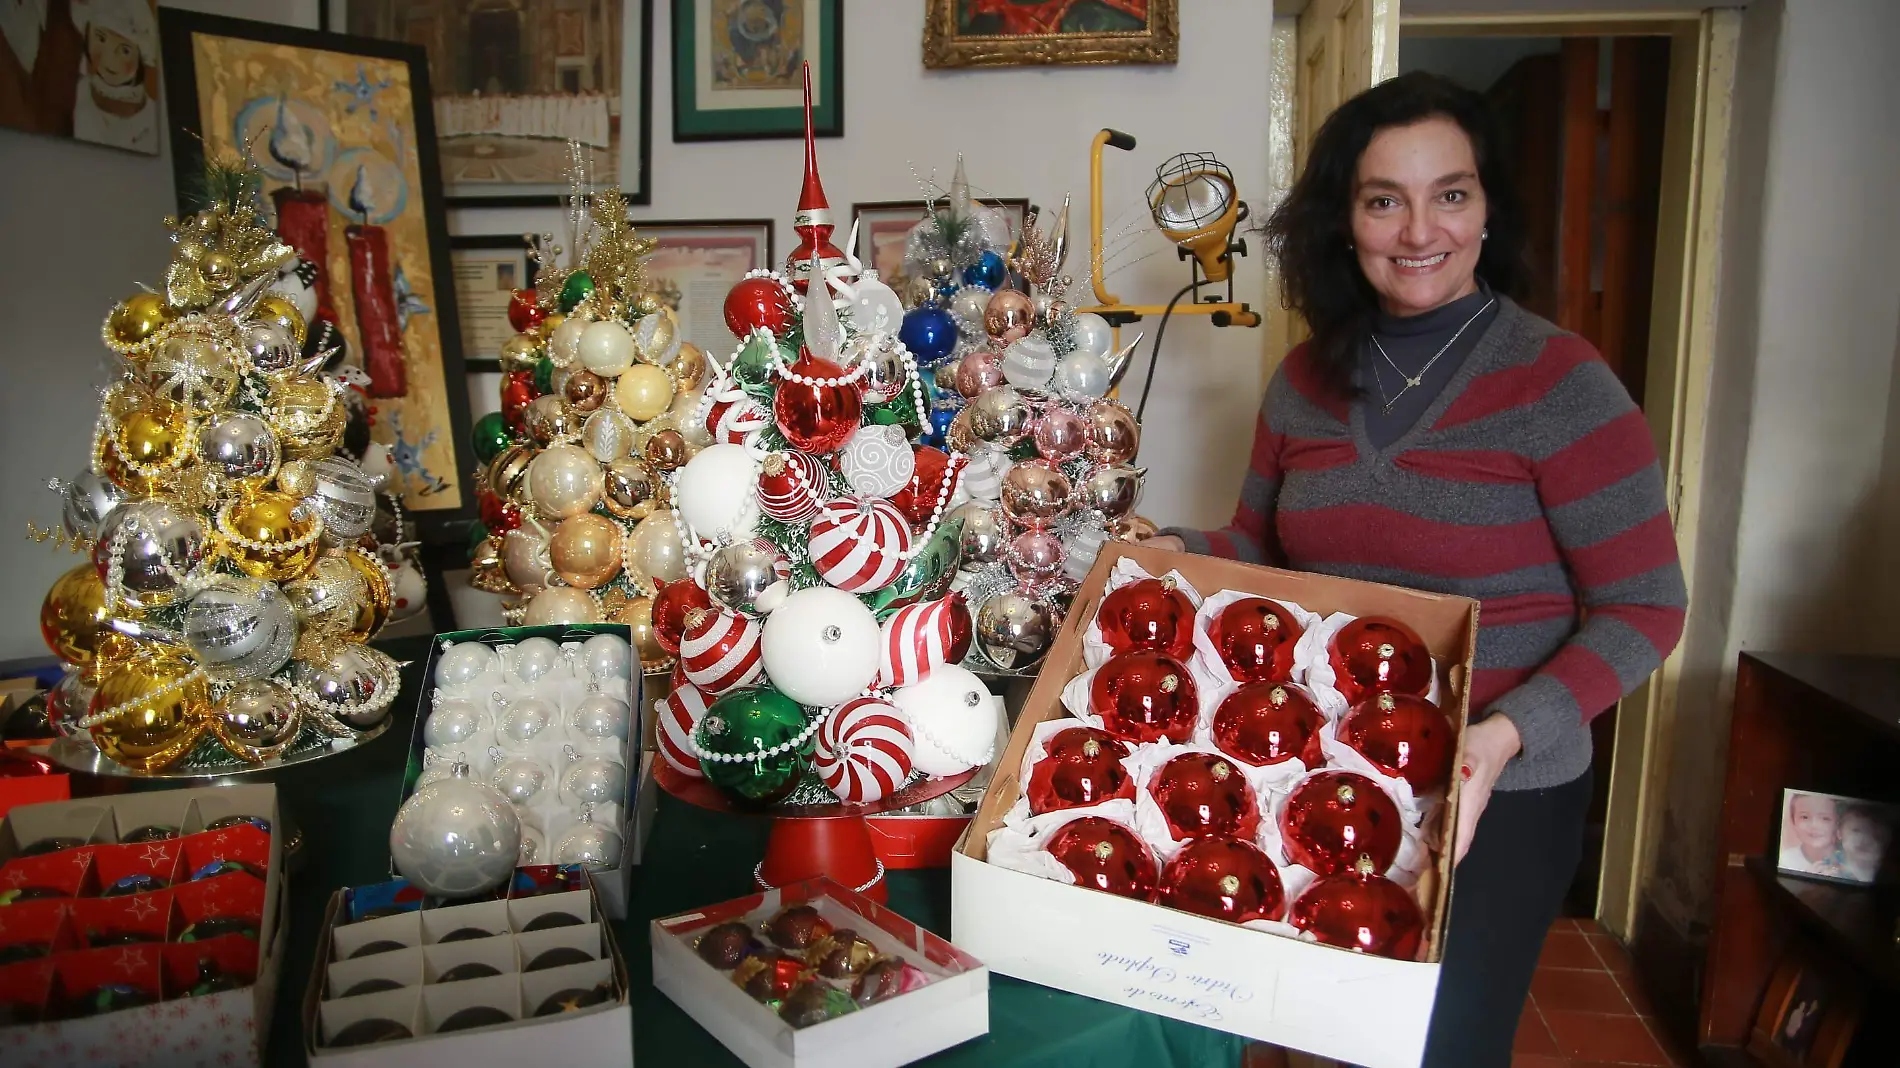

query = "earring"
[{"left": 1481, "top": 228, "right": 1489, "bottom": 241}]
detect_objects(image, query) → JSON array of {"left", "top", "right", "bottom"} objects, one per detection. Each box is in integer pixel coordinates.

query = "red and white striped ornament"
[
  {"left": 808, "top": 496, "right": 913, "bottom": 593},
  {"left": 657, "top": 672, "right": 711, "bottom": 778},
  {"left": 680, "top": 608, "right": 764, "bottom": 696},
  {"left": 876, "top": 592, "right": 974, "bottom": 689},
  {"left": 756, "top": 450, "right": 829, "bottom": 524},
  {"left": 705, "top": 393, "right": 770, "bottom": 444},
  {"left": 814, "top": 695, "right": 915, "bottom": 804}
]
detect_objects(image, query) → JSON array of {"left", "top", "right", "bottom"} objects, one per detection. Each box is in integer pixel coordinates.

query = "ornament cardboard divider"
[
  {"left": 0, "top": 784, "right": 288, "bottom": 1067},
  {"left": 950, "top": 543, "right": 1477, "bottom": 1068},
  {"left": 396, "top": 623, "right": 654, "bottom": 919}
]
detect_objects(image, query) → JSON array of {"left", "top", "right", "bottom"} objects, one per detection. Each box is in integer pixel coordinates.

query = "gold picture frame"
[{"left": 922, "top": 0, "right": 1177, "bottom": 69}]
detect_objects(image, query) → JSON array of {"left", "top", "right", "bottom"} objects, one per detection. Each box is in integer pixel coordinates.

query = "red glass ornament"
[
  {"left": 1211, "top": 683, "right": 1323, "bottom": 768},
  {"left": 1327, "top": 616, "right": 1432, "bottom": 704},
  {"left": 652, "top": 578, "right": 714, "bottom": 656},
  {"left": 1156, "top": 836, "right": 1285, "bottom": 924},
  {"left": 477, "top": 489, "right": 522, "bottom": 535},
  {"left": 506, "top": 289, "right": 545, "bottom": 333},
  {"left": 500, "top": 370, "right": 538, "bottom": 431},
  {"left": 1338, "top": 692, "right": 1455, "bottom": 793},
  {"left": 0, "top": 749, "right": 57, "bottom": 777},
  {"left": 1148, "top": 753, "right": 1261, "bottom": 841},
  {"left": 1089, "top": 651, "right": 1199, "bottom": 745},
  {"left": 1026, "top": 727, "right": 1134, "bottom": 815},
  {"left": 888, "top": 446, "right": 952, "bottom": 531},
  {"left": 1043, "top": 816, "right": 1158, "bottom": 901},
  {"left": 1210, "top": 597, "right": 1303, "bottom": 683},
  {"left": 1279, "top": 771, "right": 1402, "bottom": 876},
  {"left": 1287, "top": 861, "right": 1425, "bottom": 960},
  {"left": 724, "top": 276, "right": 793, "bottom": 338},
  {"left": 772, "top": 348, "right": 863, "bottom": 454},
  {"left": 1097, "top": 577, "right": 1195, "bottom": 659}
]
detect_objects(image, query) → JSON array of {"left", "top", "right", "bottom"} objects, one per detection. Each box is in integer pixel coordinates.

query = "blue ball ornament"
[
  {"left": 962, "top": 250, "right": 1007, "bottom": 291},
  {"left": 923, "top": 406, "right": 958, "bottom": 449},
  {"left": 899, "top": 306, "right": 959, "bottom": 364}
]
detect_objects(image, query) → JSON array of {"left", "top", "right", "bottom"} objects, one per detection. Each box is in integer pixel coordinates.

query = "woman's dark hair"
[{"left": 1266, "top": 71, "right": 1531, "bottom": 397}]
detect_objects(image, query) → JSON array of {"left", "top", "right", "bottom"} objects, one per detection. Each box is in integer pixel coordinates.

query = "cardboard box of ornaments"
[
  {"left": 0, "top": 784, "right": 286, "bottom": 1067},
  {"left": 399, "top": 623, "right": 657, "bottom": 919},
  {"left": 951, "top": 543, "right": 1478, "bottom": 1068}
]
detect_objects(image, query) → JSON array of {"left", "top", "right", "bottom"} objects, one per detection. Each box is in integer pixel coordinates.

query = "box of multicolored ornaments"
[
  {"left": 652, "top": 876, "right": 988, "bottom": 1068},
  {"left": 952, "top": 543, "right": 1477, "bottom": 1068},
  {"left": 400, "top": 623, "right": 655, "bottom": 919},
  {"left": 302, "top": 868, "right": 631, "bottom": 1064},
  {"left": 0, "top": 784, "right": 285, "bottom": 1066}
]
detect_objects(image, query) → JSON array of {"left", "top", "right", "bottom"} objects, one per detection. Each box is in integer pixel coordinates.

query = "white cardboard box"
[
  {"left": 951, "top": 543, "right": 1478, "bottom": 1068},
  {"left": 652, "top": 878, "right": 989, "bottom": 1068}
]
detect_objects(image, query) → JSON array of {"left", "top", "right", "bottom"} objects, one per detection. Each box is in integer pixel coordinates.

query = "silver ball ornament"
[
  {"left": 291, "top": 642, "right": 400, "bottom": 728},
  {"left": 952, "top": 502, "right": 1009, "bottom": 566},
  {"left": 1077, "top": 463, "right": 1145, "bottom": 521},
  {"left": 211, "top": 679, "right": 304, "bottom": 762},
  {"left": 298, "top": 456, "right": 379, "bottom": 542},
  {"left": 705, "top": 539, "right": 791, "bottom": 616},
  {"left": 58, "top": 469, "right": 125, "bottom": 541},
  {"left": 92, "top": 500, "right": 208, "bottom": 612},
  {"left": 240, "top": 321, "right": 300, "bottom": 378},
  {"left": 389, "top": 763, "right": 522, "bottom": 897},
  {"left": 182, "top": 576, "right": 297, "bottom": 683},
  {"left": 974, "top": 591, "right": 1059, "bottom": 672},
  {"left": 967, "top": 386, "right": 1034, "bottom": 446},
  {"left": 1052, "top": 351, "right": 1111, "bottom": 398},
  {"left": 197, "top": 412, "right": 280, "bottom": 485}
]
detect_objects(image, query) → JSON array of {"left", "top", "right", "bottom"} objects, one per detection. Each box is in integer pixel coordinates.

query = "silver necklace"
[{"left": 1369, "top": 297, "right": 1496, "bottom": 415}]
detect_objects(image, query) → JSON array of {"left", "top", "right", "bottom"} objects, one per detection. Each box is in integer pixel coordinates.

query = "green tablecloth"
[{"left": 260, "top": 639, "right": 1247, "bottom": 1067}]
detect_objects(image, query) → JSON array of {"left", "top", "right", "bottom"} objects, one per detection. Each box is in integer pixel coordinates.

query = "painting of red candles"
[{"left": 159, "top": 11, "right": 471, "bottom": 525}]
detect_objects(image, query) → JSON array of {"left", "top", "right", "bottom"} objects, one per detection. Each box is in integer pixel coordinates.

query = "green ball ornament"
[
  {"left": 471, "top": 412, "right": 511, "bottom": 464},
  {"left": 695, "top": 687, "right": 813, "bottom": 807},
  {"left": 864, "top": 389, "right": 921, "bottom": 435},
  {"left": 731, "top": 333, "right": 783, "bottom": 392},
  {"left": 559, "top": 271, "right": 596, "bottom": 313},
  {"left": 533, "top": 355, "right": 557, "bottom": 396},
  {"left": 870, "top": 513, "right": 964, "bottom": 618}
]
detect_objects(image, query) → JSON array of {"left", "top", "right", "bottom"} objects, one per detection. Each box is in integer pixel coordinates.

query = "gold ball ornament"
[
  {"left": 341, "top": 547, "right": 393, "bottom": 641},
  {"left": 217, "top": 491, "right": 323, "bottom": 581},
  {"left": 524, "top": 394, "right": 575, "bottom": 444},
  {"left": 538, "top": 312, "right": 566, "bottom": 340},
  {"left": 644, "top": 428, "right": 688, "bottom": 471},
  {"left": 88, "top": 647, "right": 212, "bottom": 772},
  {"left": 276, "top": 458, "right": 317, "bottom": 497},
  {"left": 198, "top": 251, "right": 239, "bottom": 293},
  {"left": 268, "top": 378, "right": 347, "bottom": 460},
  {"left": 614, "top": 364, "right": 674, "bottom": 421},
  {"left": 563, "top": 369, "right": 608, "bottom": 413},
  {"left": 601, "top": 457, "right": 661, "bottom": 519},
  {"left": 469, "top": 535, "right": 515, "bottom": 595},
  {"left": 40, "top": 563, "right": 109, "bottom": 666},
  {"left": 550, "top": 513, "right": 623, "bottom": 589},
  {"left": 606, "top": 594, "right": 667, "bottom": 669},
  {"left": 499, "top": 332, "right": 541, "bottom": 372},
  {"left": 108, "top": 291, "right": 172, "bottom": 351},
  {"left": 503, "top": 521, "right": 558, "bottom": 594},
  {"left": 283, "top": 553, "right": 370, "bottom": 637},
  {"left": 674, "top": 342, "right": 708, "bottom": 392},
  {"left": 488, "top": 443, "right": 539, "bottom": 504},
  {"left": 210, "top": 679, "right": 304, "bottom": 763},
  {"left": 524, "top": 586, "right": 601, "bottom": 625},
  {"left": 527, "top": 443, "right": 605, "bottom": 519},
  {"left": 582, "top": 409, "right": 635, "bottom": 463},
  {"left": 250, "top": 292, "right": 309, "bottom": 348},
  {"left": 626, "top": 512, "right": 688, "bottom": 588},
  {"left": 110, "top": 401, "right": 191, "bottom": 492}
]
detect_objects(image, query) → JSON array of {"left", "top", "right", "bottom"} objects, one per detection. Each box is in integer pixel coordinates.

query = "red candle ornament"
[
  {"left": 724, "top": 276, "right": 793, "bottom": 338},
  {"left": 1211, "top": 683, "right": 1323, "bottom": 768},
  {"left": 772, "top": 348, "right": 863, "bottom": 454},
  {"left": 1156, "top": 836, "right": 1285, "bottom": 924},
  {"left": 1148, "top": 753, "right": 1260, "bottom": 841},
  {"left": 1089, "top": 650, "right": 1199, "bottom": 745},
  {"left": 1278, "top": 771, "right": 1402, "bottom": 876},
  {"left": 1043, "top": 816, "right": 1158, "bottom": 901},
  {"left": 1026, "top": 727, "right": 1134, "bottom": 815},
  {"left": 1287, "top": 857, "right": 1425, "bottom": 960},
  {"left": 1209, "top": 597, "right": 1303, "bottom": 683},
  {"left": 1337, "top": 692, "right": 1456, "bottom": 793},
  {"left": 1327, "top": 616, "right": 1432, "bottom": 704},
  {"left": 652, "top": 578, "right": 714, "bottom": 656},
  {"left": 1097, "top": 577, "right": 1195, "bottom": 659}
]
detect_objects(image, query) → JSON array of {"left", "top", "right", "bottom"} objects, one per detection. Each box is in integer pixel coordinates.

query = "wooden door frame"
[{"left": 1270, "top": 8, "right": 1739, "bottom": 942}]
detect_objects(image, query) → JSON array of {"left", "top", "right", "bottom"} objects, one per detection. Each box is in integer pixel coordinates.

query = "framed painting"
[
  {"left": 851, "top": 198, "right": 1030, "bottom": 298},
  {"left": 449, "top": 234, "right": 538, "bottom": 373},
  {"left": 1747, "top": 952, "right": 1862, "bottom": 1068},
  {"left": 343, "top": 0, "right": 653, "bottom": 207},
  {"left": 671, "top": 0, "right": 841, "bottom": 141},
  {"left": 159, "top": 10, "right": 475, "bottom": 542},
  {"left": 922, "top": 0, "right": 1178, "bottom": 69},
  {"left": 636, "top": 219, "right": 774, "bottom": 350},
  {"left": 1, "top": 0, "right": 163, "bottom": 153}
]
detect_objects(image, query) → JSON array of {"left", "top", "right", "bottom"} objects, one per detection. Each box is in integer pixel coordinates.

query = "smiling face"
[
  {"left": 1840, "top": 809, "right": 1890, "bottom": 870},
  {"left": 88, "top": 24, "right": 141, "bottom": 87},
  {"left": 1350, "top": 116, "right": 1487, "bottom": 318},
  {"left": 1790, "top": 794, "right": 1840, "bottom": 859}
]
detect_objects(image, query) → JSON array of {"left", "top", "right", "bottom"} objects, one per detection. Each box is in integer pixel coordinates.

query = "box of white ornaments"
[
  {"left": 951, "top": 543, "right": 1479, "bottom": 1068},
  {"left": 398, "top": 624, "right": 654, "bottom": 919}
]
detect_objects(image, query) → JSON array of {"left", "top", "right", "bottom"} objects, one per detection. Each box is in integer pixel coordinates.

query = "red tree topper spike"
[
  {"left": 1210, "top": 596, "right": 1303, "bottom": 683},
  {"left": 1043, "top": 816, "right": 1158, "bottom": 901},
  {"left": 783, "top": 61, "right": 845, "bottom": 292},
  {"left": 772, "top": 348, "right": 863, "bottom": 455},
  {"left": 1287, "top": 857, "right": 1425, "bottom": 960},
  {"left": 1327, "top": 616, "right": 1432, "bottom": 704},
  {"left": 1337, "top": 692, "right": 1456, "bottom": 793},
  {"left": 1026, "top": 727, "right": 1134, "bottom": 815},
  {"left": 1088, "top": 650, "right": 1199, "bottom": 745},
  {"left": 652, "top": 578, "right": 713, "bottom": 656},
  {"left": 1148, "top": 753, "right": 1261, "bottom": 841},
  {"left": 1278, "top": 771, "right": 1403, "bottom": 876},
  {"left": 1156, "top": 836, "right": 1286, "bottom": 924},
  {"left": 1097, "top": 577, "right": 1196, "bottom": 659},
  {"left": 1210, "top": 682, "right": 1324, "bottom": 768}
]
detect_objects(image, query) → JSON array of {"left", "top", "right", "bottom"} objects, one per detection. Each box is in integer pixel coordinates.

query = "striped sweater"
[{"left": 1169, "top": 298, "right": 1686, "bottom": 791}]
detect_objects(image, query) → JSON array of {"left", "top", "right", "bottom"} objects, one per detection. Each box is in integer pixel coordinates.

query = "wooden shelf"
[
  {"left": 1744, "top": 855, "right": 1900, "bottom": 993},
  {"left": 1741, "top": 653, "right": 1900, "bottom": 745},
  {"left": 1695, "top": 1046, "right": 1761, "bottom": 1068}
]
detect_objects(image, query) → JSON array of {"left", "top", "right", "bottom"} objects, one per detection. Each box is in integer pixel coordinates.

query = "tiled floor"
[{"left": 1513, "top": 918, "right": 1692, "bottom": 1068}]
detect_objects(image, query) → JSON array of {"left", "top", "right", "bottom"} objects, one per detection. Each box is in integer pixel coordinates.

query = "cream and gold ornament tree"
[{"left": 35, "top": 159, "right": 404, "bottom": 775}]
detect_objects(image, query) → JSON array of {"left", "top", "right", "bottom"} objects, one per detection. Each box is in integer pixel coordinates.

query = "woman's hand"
[
  {"left": 1146, "top": 535, "right": 1186, "bottom": 552},
  {"left": 1453, "top": 713, "right": 1522, "bottom": 864}
]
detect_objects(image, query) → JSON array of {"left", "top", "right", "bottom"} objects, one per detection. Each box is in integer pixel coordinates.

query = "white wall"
[{"left": 0, "top": 2, "right": 1274, "bottom": 660}]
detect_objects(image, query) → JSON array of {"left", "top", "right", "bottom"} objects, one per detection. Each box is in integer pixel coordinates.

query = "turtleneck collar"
[{"left": 1371, "top": 280, "right": 1494, "bottom": 338}]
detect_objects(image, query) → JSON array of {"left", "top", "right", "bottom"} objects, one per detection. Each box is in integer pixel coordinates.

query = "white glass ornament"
[
  {"left": 495, "top": 694, "right": 557, "bottom": 745},
  {"left": 489, "top": 747, "right": 551, "bottom": 805},
  {"left": 436, "top": 641, "right": 499, "bottom": 689},
  {"left": 554, "top": 806, "right": 622, "bottom": 870},
  {"left": 1052, "top": 351, "right": 1111, "bottom": 398},
  {"left": 560, "top": 747, "right": 627, "bottom": 806},
  {"left": 1061, "top": 524, "right": 1113, "bottom": 583},
  {"left": 583, "top": 408, "right": 635, "bottom": 463},
  {"left": 569, "top": 693, "right": 631, "bottom": 744},
  {"left": 974, "top": 205, "right": 1014, "bottom": 252},
  {"left": 424, "top": 697, "right": 488, "bottom": 750},
  {"left": 511, "top": 636, "right": 564, "bottom": 683},
  {"left": 182, "top": 576, "right": 296, "bottom": 683},
  {"left": 580, "top": 633, "right": 632, "bottom": 679},
  {"left": 637, "top": 313, "right": 682, "bottom": 366},
  {"left": 578, "top": 320, "right": 636, "bottom": 376},
  {"left": 1001, "top": 336, "right": 1058, "bottom": 390},
  {"left": 675, "top": 443, "right": 761, "bottom": 540},
  {"left": 1069, "top": 312, "right": 1114, "bottom": 360},
  {"left": 518, "top": 824, "right": 547, "bottom": 866},
  {"left": 760, "top": 586, "right": 880, "bottom": 707},
  {"left": 950, "top": 286, "right": 989, "bottom": 331},
  {"left": 388, "top": 763, "right": 521, "bottom": 897},
  {"left": 890, "top": 664, "right": 1001, "bottom": 778},
  {"left": 839, "top": 423, "right": 915, "bottom": 497},
  {"left": 549, "top": 316, "right": 588, "bottom": 366},
  {"left": 850, "top": 269, "right": 906, "bottom": 335}
]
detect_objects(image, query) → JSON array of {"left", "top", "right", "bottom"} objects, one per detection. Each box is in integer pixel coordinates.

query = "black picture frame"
[
  {"left": 671, "top": 0, "right": 842, "bottom": 142},
  {"left": 159, "top": 9, "right": 477, "bottom": 547}
]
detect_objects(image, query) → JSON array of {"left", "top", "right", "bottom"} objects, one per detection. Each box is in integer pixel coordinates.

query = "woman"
[{"left": 1151, "top": 72, "right": 1685, "bottom": 1066}]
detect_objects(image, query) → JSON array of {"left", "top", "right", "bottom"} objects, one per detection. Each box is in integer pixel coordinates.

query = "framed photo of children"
[
  {"left": 670, "top": 0, "right": 841, "bottom": 141},
  {"left": 635, "top": 219, "right": 773, "bottom": 353},
  {"left": 1747, "top": 953, "right": 1861, "bottom": 1068},
  {"left": 1775, "top": 788, "right": 1900, "bottom": 886},
  {"left": 159, "top": 9, "right": 476, "bottom": 542},
  {"left": 0, "top": 0, "right": 162, "bottom": 153}
]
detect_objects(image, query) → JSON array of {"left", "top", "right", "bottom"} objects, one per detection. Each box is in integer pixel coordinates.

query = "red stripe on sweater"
[
  {"left": 1281, "top": 435, "right": 1359, "bottom": 472},
  {"left": 1395, "top": 448, "right": 1533, "bottom": 484},
  {"left": 1592, "top": 601, "right": 1686, "bottom": 658},
  {"left": 1205, "top": 529, "right": 1239, "bottom": 559},
  {"left": 1538, "top": 410, "right": 1656, "bottom": 507},
  {"left": 1279, "top": 504, "right": 1559, "bottom": 578},
  {"left": 1479, "top": 591, "right": 1578, "bottom": 627},
  {"left": 1564, "top": 513, "right": 1679, "bottom": 587},
  {"left": 1470, "top": 666, "right": 1534, "bottom": 711},
  {"left": 1249, "top": 415, "right": 1286, "bottom": 477},
  {"left": 1281, "top": 344, "right": 1351, "bottom": 423},
  {"left": 1435, "top": 335, "right": 1597, "bottom": 430},
  {"left": 1542, "top": 644, "right": 1623, "bottom": 723}
]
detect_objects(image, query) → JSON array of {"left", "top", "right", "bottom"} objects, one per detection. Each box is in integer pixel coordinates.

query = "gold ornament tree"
[{"left": 36, "top": 159, "right": 405, "bottom": 775}]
